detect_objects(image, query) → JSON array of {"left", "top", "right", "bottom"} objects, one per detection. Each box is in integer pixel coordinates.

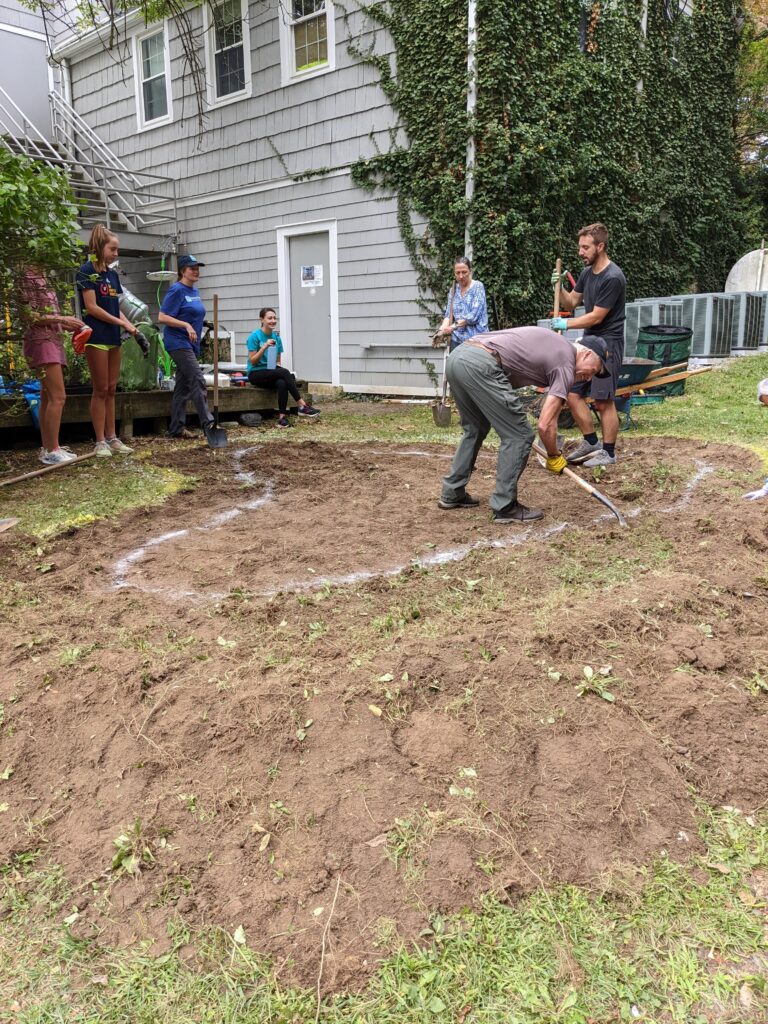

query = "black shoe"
[
  {"left": 492, "top": 502, "right": 544, "bottom": 523},
  {"left": 437, "top": 492, "right": 480, "bottom": 510}
]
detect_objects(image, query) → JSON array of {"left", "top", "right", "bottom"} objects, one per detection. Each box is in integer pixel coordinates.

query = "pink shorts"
[{"left": 23, "top": 338, "right": 67, "bottom": 369}]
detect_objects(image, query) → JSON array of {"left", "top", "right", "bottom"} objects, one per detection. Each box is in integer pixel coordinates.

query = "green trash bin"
[
  {"left": 118, "top": 323, "right": 160, "bottom": 391},
  {"left": 636, "top": 324, "right": 692, "bottom": 396}
]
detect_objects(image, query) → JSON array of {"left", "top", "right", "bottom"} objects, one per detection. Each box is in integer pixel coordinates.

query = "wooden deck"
[{"left": 0, "top": 384, "right": 306, "bottom": 438}]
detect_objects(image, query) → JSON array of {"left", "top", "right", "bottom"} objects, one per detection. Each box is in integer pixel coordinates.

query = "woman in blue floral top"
[{"left": 438, "top": 256, "right": 488, "bottom": 351}]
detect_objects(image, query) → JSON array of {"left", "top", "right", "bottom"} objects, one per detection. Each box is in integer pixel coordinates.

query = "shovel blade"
[
  {"left": 432, "top": 401, "right": 452, "bottom": 428},
  {"left": 205, "top": 424, "right": 228, "bottom": 448}
]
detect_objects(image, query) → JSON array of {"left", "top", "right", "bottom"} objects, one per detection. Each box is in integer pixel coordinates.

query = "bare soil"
[{"left": 1, "top": 432, "right": 767, "bottom": 992}]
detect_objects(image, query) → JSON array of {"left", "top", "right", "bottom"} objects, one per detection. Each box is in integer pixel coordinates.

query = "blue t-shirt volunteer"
[
  {"left": 76, "top": 262, "right": 123, "bottom": 346},
  {"left": 245, "top": 328, "right": 284, "bottom": 370},
  {"left": 160, "top": 282, "right": 206, "bottom": 355}
]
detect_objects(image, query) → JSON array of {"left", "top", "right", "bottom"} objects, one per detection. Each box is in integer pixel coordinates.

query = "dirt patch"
[{"left": 1, "top": 435, "right": 768, "bottom": 992}]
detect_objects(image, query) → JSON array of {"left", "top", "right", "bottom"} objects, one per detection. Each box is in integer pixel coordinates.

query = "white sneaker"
[
  {"left": 94, "top": 440, "right": 113, "bottom": 458},
  {"left": 50, "top": 447, "right": 77, "bottom": 462},
  {"left": 40, "top": 448, "right": 75, "bottom": 466},
  {"left": 106, "top": 437, "right": 133, "bottom": 454},
  {"left": 583, "top": 448, "right": 617, "bottom": 467},
  {"left": 566, "top": 438, "right": 602, "bottom": 464}
]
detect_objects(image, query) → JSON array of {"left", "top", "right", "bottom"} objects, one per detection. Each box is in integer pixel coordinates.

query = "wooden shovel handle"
[{"left": 553, "top": 258, "right": 562, "bottom": 319}]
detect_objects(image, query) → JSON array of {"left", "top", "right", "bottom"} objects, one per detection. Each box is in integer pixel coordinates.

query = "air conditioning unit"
[
  {"left": 688, "top": 294, "right": 735, "bottom": 357},
  {"left": 728, "top": 291, "right": 768, "bottom": 353},
  {"left": 624, "top": 300, "right": 659, "bottom": 356}
]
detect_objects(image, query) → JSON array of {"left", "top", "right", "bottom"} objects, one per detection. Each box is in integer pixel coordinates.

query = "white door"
[{"left": 277, "top": 222, "right": 339, "bottom": 385}]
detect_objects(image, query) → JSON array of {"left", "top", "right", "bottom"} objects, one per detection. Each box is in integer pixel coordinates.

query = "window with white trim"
[
  {"left": 133, "top": 26, "right": 172, "bottom": 129},
  {"left": 280, "top": 0, "right": 335, "bottom": 84},
  {"left": 209, "top": 0, "right": 251, "bottom": 102}
]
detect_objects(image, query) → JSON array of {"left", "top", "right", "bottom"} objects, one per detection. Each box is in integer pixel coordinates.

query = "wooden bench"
[{"left": 0, "top": 383, "right": 310, "bottom": 438}]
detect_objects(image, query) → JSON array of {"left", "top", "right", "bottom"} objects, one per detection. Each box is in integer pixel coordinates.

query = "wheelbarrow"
[{"left": 614, "top": 357, "right": 660, "bottom": 430}]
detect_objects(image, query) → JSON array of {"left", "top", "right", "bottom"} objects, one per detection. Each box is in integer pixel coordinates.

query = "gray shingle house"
[{"left": 1, "top": 1, "right": 440, "bottom": 394}]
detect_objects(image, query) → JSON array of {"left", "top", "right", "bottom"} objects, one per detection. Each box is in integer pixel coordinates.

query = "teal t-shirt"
[{"left": 245, "top": 328, "right": 284, "bottom": 370}]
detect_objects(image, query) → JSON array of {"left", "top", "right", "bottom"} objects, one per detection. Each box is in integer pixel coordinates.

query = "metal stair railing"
[
  {"left": 0, "top": 84, "right": 64, "bottom": 165},
  {"left": 0, "top": 85, "right": 177, "bottom": 238}
]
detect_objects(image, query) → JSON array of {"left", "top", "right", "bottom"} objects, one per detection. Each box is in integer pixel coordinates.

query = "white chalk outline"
[{"left": 110, "top": 447, "right": 715, "bottom": 604}]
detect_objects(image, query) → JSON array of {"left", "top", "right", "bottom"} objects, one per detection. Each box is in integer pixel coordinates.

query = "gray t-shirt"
[
  {"left": 474, "top": 326, "right": 576, "bottom": 400},
  {"left": 575, "top": 260, "right": 626, "bottom": 349}
]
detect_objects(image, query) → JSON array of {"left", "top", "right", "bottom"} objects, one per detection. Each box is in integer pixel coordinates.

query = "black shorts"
[{"left": 569, "top": 334, "right": 624, "bottom": 402}]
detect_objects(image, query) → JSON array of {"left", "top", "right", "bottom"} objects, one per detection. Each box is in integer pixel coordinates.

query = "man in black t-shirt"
[{"left": 550, "top": 222, "right": 626, "bottom": 466}]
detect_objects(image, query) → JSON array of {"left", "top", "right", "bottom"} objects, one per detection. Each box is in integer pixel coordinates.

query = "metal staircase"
[{"left": 0, "top": 85, "right": 177, "bottom": 254}]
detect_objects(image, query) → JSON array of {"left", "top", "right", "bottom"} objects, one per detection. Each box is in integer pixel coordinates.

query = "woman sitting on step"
[{"left": 245, "top": 307, "right": 320, "bottom": 428}]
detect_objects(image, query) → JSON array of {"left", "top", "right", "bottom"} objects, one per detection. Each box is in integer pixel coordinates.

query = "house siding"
[
  {"left": 62, "top": 3, "right": 438, "bottom": 393},
  {"left": 0, "top": 0, "right": 53, "bottom": 139},
  {"left": 0, "top": 0, "right": 46, "bottom": 34}
]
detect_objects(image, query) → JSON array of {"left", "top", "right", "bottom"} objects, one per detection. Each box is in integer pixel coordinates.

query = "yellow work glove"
[{"left": 546, "top": 453, "right": 568, "bottom": 474}]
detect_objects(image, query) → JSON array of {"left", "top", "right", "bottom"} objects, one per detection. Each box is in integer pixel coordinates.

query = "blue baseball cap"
[{"left": 178, "top": 255, "right": 205, "bottom": 269}]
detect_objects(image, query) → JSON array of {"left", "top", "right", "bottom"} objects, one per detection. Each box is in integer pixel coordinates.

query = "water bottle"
[
  {"left": 266, "top": 343, "right": 277, "bottom": 370},
  {"left": 157, "top": 367, "right": 164, "bottom": 389}
]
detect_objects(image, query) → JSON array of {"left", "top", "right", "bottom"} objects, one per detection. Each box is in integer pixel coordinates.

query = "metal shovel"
[
  {"left": 206, "top": 294, "right": 228, "bottom": 449},
  {"left": 432, "top": 339, "right": 452, "bottom": 428}
]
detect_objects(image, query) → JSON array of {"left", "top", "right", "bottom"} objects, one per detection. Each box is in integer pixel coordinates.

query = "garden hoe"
[
  {"left": 206, "top": 295, "right": 228, "bottom": 449},
  {"left": 532, "top": 441, "right": 627, "bottom": 528}
]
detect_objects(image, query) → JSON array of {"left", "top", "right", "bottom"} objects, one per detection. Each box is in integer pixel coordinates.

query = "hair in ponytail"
[{"left": 88, "top": 224, "right": 118, "bottom": 266}]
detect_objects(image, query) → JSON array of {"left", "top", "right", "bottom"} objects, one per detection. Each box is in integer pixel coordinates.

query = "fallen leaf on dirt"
[
  {"left": 313, "top": 906, "right": 324, "bottom": 916},
  {"left": 233, "top": 925, "right": 246, "bottom": 945},
  {"left": 707, "top": 861, "right": 731, "bottom": 874},
  {"left": 258, "top": 833, "right": 271, "bottom": 853},
  {"left": 738, "top": 889, "right": 756, "bottom": 906},
  {"left": 376, "top": 673, "right": 394, "bottom": 682},
  {"left": 364, "top": 833, "right": 389, "bottom": 848},
  {"left": 739, "top": 983, "right": 755, "bottom": 1009},
  {"left": 0, "top": 803, "right": 8, "bottom": 813},
  {"left": 368, "top": 704, "right": 383, "bottom": 717},
  {"left": 0, "top": 766, "right": 12, "bottom": 780},
  {"left": 251, "top": 822, "right": 267, "bottom": 833},
  {"left": 89, "top": 975, "right": 108, "bottom": 986}
]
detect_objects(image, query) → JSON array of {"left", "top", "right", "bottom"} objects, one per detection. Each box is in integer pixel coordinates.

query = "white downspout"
[
  {"left": 637, "top": 0, "right": 649, "bottom": 93},
  {"left": 464, "top": 0, "right": 477, "bottom": 258}
]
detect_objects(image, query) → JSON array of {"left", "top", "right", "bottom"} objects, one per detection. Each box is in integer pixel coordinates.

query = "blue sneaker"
[{"left": 297, "top": 405, "right": 320, "bottom": 419}]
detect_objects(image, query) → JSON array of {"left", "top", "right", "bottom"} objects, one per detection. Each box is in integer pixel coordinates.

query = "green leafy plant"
[
  {"left": 576, "top": 664, "right": 617, "bottom": 702},
  {"left": 111, "top": 819, "right": 155, "bottom": 877},
  {"left": 0, "top": 151, "right": 81, "bottom": 390}
]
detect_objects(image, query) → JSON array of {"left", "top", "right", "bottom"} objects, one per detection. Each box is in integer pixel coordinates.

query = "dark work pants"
[
  {"left": 441, "top": 344, "right": 534, "bottom": 513},
  {"left": 169, "top": 347, "right": 213, "bottom": 436},
  {"left": 248, "top": 367, "right": 301, "bottom": 414}
]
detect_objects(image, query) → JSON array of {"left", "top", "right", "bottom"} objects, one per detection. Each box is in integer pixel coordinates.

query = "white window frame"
[
  {"left": 132, "top": 23, "right": 173, "bottom": 132},
  {"left": 279, "top": 0, "right": 336, "bottom": 87},
  {"left": 204, "top": 0, "right": 252, "bottom": 108}
]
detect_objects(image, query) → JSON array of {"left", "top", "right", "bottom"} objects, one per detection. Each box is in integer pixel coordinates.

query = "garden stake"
[
  {"left": 532, "top": 440, "right": 627, "bottom": 528},
  {"left": 0, "top": 452, "right": 97, "bottom": 489},
  {"left": 206, "top": 294, "right": 228, "bottom": 449}
]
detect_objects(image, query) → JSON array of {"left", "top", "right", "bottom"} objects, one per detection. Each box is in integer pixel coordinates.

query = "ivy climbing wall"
[{"left": 351, "top": 0, "right": 751, "bottom": 327}]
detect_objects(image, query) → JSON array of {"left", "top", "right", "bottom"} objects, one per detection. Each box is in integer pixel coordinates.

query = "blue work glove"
[{"left": 550, "top": 317, "right": 568, "bottom": 332}]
